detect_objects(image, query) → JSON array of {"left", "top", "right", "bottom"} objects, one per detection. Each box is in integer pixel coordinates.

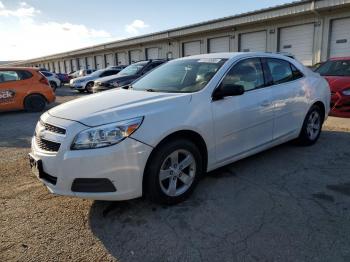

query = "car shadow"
[{"left": 88, "top": 130, "right": 350, "bottom": 261}]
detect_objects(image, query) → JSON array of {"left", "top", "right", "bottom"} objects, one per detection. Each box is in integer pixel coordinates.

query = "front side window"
[
  {"left": 316, "top": 60, "right": 350, "bottom": 76},
  {"left": 267, "top": 59, "right": 294, "bottom": 85},
  {"left": 132, "top": 58, "right": 227, "bottom": 93},
  {"left": 0, "top": 71, "right": 20, "bottom": 83},
  {"left": 221, "top": 58, "right": 264, "bottom": 92}
]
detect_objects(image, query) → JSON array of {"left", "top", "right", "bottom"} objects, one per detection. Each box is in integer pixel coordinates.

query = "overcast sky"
[{"left": 0, "top": 0, "right": 292, "bottom": 61}]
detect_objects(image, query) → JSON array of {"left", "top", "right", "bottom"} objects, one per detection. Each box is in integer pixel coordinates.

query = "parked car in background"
[
  {"left": 107, "top": 65, "right": 127, "bottom": 70},
  {"left": 40, "top": 71, "right": 61, "bottom": 91},
  {"left": 29, "top": 53, "right": 330, "bottom": 204},
  {"left": 56, "top": 73, "right": 70, "bottom": 84},
  {"left": 0, "top": 67, "right": 55, "bottom": 112},
  {"left": 310, "top": 62, "right": 324, "bottom": 71},
  {"left": 93, "top": 60, "right": 166, "bottom": 93},
  {"left": 70, "top": 68, "right": 121, "bottom": 93},
  {"left": 316, "top": 57, "right": 350, "bottom": 118}
]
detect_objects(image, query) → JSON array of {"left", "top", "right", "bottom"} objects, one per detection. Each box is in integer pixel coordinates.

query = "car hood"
[
  {"left": 324, "top": 76, "right": 350, "bottom": 92},
  {"left": 48, "top": 89, "right": 192, "bottom": 126}
]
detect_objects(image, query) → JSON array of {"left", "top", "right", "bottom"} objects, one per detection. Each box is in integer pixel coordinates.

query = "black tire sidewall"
[
  {"left": 86, "top": 82, "right": 94, "bottom": 93},
  {"left": 145, "top": 139, "right": 203, "bottom": 205},
  {"left": 297, "top": 105, "right": 323, "bottom": 146},
  {"left": 50, "top": 81, "right": 57, "bottom": 91},
  {"left": 24, "top": 95, "right": 46, "bottom": 112}
]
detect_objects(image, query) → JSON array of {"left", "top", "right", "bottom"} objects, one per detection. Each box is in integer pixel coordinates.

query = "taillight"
[{"left": 40, "top": 76, "right": 50, "bottom": 86}]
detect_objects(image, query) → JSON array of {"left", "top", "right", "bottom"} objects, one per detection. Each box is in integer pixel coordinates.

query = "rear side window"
[
  {"left": 291, "top": 64, "right": 303, "bottom": 80},
  {"left": 0, "top": 71, "right": 20, "bottom": 83},
  {"left": 17, "top": 70, "right": 33, "bottom": 80},
  {"left": 100, "top": 70, "right": 118, "bottom": 77},
  {"left": 266, "top": 59, "right": 293, "bottom": 85}
]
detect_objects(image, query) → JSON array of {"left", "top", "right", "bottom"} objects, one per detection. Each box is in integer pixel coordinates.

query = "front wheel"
[
  {"left": 145, "top": 139, "right": 203, "bottom": 205},
  {"left": 296, "top": 104, "right": 323, "bottom": 146},
  {"left": 24, "top": 94, "right": 46, "bottom": 112},
  {"left": 85, "top": 82, "right": 94, "bottom": 93},
  {"left": 49, "top": 81, "right": 57, "bottom": 91}
]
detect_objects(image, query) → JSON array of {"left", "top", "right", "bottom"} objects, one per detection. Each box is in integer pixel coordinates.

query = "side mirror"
[{"left": 212, "top": 83, "right": 245, "bottom": 100}]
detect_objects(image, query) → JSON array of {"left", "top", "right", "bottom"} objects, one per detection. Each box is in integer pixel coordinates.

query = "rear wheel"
[
  {"left": 296, "top": 104, "right": 323, "bottom": 146},
  {"left": 85, "top": 82, "right": 94, "bottom": 93},
  {"left": 24, "top": 94, "right": 46, "bottom": 112},
  {"left": 49, "top": 81, "right": 57, "bottom": 91},
  {"left": 145, "top": 139, "right": 203, "bottom": 205}
]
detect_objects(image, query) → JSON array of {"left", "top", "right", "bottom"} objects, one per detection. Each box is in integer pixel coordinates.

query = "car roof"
[
  {"left": 329, "top": 57, "right": 350, "bottom": 61},
  {"left": 179, "top": 52, "right": 296, "bottom": 60}
]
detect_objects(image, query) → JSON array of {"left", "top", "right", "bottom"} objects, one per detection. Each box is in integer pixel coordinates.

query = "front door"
[{"left": 212, "top": 58, "right": 274, "bottom": 164}]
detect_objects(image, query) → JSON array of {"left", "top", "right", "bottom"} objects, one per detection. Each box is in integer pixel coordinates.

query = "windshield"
[
  {"left": 132, "top": 58, "right": 227, "bottom": 93},
  {"left": 118, "top": 61, "right": 148, "bottom": 76},
  {"left": 316, "top": 60, "right": 350, "bottom": 76}
]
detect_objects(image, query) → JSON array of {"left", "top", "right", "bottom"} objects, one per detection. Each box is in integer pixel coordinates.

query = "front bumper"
[
  {"left": 330, "top": 92, "right": 350, "bottom": 118},
  {"left": 30, "top": 114, "right": 153, "bottom": 201}
]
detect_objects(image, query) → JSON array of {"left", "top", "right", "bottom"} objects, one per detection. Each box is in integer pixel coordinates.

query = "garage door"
[
  {"left": 329, "top": 18, "right": 350, "bottom": 58},
  {"left": 86, "top": 57, "right": 94, "bottom": 69},
  {"left": 279, "top": 24, "right": 314, "bottom": 66},
  {"left": 54, "top": 61, "right": 59, "bottom": 73},
  {"left": 105, "top": 54, "right": 115, "bottom": 67},
  {"left": 71, "top": 59, "right": 78, "bottom": 71},
  {"left": 209, "top": 37, "right": 230, "bottom": 53},
  {"left": 146, "top": 48, "right": 160, "bottom": 59},
  {"left": 117, "top": 52, "right": 127, "bottom": 65},
  {"left": 65, "top": 60, "right": 71, "bottom": 73},
  {"left": 239, "top": 31, "right": 267, "bottom": 52},
  {"left": 95, "top": 55, "right": 104, "bottom": 69},
  {"left": 183, "top": 41, "right": 201, "bottom": 57},
  {"left": 130, "top": 50, "right": 141, "bottom": 63},
  {"left": 78, "top": 58, "right": 86, "bottom": 69},
  {"left": 59, "top": 61, "right": 65, "bottom": 73}
]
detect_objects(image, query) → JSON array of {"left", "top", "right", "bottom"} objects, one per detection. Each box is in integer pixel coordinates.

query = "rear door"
[
  {"left": 0, "top": 70, "right": 29, "bottom": 111},
  {"left": 264, "top": 58, "right": 307, "bottom": 139},
  {"left": 212, "top": 58, "right": 274, "bottom": 163}
]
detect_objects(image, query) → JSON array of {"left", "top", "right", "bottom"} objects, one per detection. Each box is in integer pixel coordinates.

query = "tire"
[
  {"left": 295, "top": 104, "right": 324, "bottom": 146},
  {"left": 85, "top": 82, "right": 94, "bottom": 93},
  {"left": 24, "top": 94, "right": 46, "bottom": 112},
  {"left": 145, "top": 139, "right": 203, "bottom": 205},
  {"left": 49, "top": 81, "right": 57, "bottom": 91}
]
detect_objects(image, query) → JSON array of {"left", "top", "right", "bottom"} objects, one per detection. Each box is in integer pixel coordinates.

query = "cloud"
[
  {"left": 0, "top": 2, "right": 117, "bottom": 60},
  {"left": 125, "top": 19, "right": 149, "bottom": 35},
  {"left": 0, "top": 1, "right": 40, "bottom": 17}
]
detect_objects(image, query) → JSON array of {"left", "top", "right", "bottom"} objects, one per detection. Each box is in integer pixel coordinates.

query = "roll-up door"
[
  {"left": 146, "top": 48, "right": 160, "bottom": 59},
  {"left": 279, "top": 24, "right": 314, "bottom": 66},
  {"left": 78, "top": 58, "right": 86, "bottom": 69},
  {"left": 239, "top": 31, "right": 267, "bottom": 52},
  {"left": 105, "top": 54, "right": 115, "bottom": 67},
  {"left": 329, "top": 18, "right": 350, "bottom": 58},
  {"left": 59, "top": 61, "right": 65, "bottom": 73},
  {"left": 183, "top": 41, "right": 201, "bottom": 57},
  {"left": 87, "top": 57, "right": 94, "bottom": 69},
  {"left": 117, "top": 52, "right": 127, "bottom": 65},
  {"left": 95, "top": 55, "right": 104, "bottom": 69},
  {"left": 65, "top": 60, "right": 71, "bottom": 73},
  {"left": 129, "top": 50, "right": 141, "bottom": 63},
  {"left": 208, "top": 37, "right": 230, "bottom": 53},
  {"left": 71, "top": 59, "right": 78, "bottom": 71}
]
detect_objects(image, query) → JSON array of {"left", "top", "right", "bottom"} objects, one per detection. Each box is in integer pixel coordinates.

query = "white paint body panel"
[
  {"left": 31, "top": 52, "right": 330, "bottom": 201},
  {"left": 329, "top": 17, "right": 350, "bottom": 58},
  {"left": 240, "top": 31, "right": 267, "bottom": 52},
  {"left": 279, "top": 24, "right": 314, "bottom": 66},
  {"left": 209, "top": 37, "right": 230, "bottom": 53}
]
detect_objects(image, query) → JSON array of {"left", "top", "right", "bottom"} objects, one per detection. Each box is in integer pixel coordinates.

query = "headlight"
[
  {"left": 110, "top": 81, "right": 119, "bottom": 87},
  {"left": 342, "top": 89, "right": 350, "bottom": 96},
  {"left": 71, "top": 117, "right": 143, "bottom": 150}
]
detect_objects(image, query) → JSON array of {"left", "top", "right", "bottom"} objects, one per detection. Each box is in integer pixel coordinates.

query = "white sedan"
[{"left": 29, "top": 53, "right": 330, "bottom": 204}]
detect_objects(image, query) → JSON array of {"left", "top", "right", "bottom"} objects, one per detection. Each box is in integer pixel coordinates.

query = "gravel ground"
[{"left": 1, "top": 87, "right": 350, "bottom": 262}]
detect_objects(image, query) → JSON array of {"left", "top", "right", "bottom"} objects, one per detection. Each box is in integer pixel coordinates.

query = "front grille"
[
  {"left": 40, "top": 120, "right": 66, "bottom": 135},
  {"left": 35, "top": 136, "right": 60, "bottom": 152}
]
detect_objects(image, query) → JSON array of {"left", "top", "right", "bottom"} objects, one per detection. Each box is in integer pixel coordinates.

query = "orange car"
[{"left": 0, "top": 67, "right": 55, "bottom": 112}]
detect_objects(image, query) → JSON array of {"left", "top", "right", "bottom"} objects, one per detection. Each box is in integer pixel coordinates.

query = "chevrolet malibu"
[{"left": 29, "top": 53, "right": 330, "bottom": 204}]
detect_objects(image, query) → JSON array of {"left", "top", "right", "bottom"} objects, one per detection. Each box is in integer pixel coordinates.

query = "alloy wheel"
[{"left": 306, "top": 110, "right": 321, "bottom": 140}]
